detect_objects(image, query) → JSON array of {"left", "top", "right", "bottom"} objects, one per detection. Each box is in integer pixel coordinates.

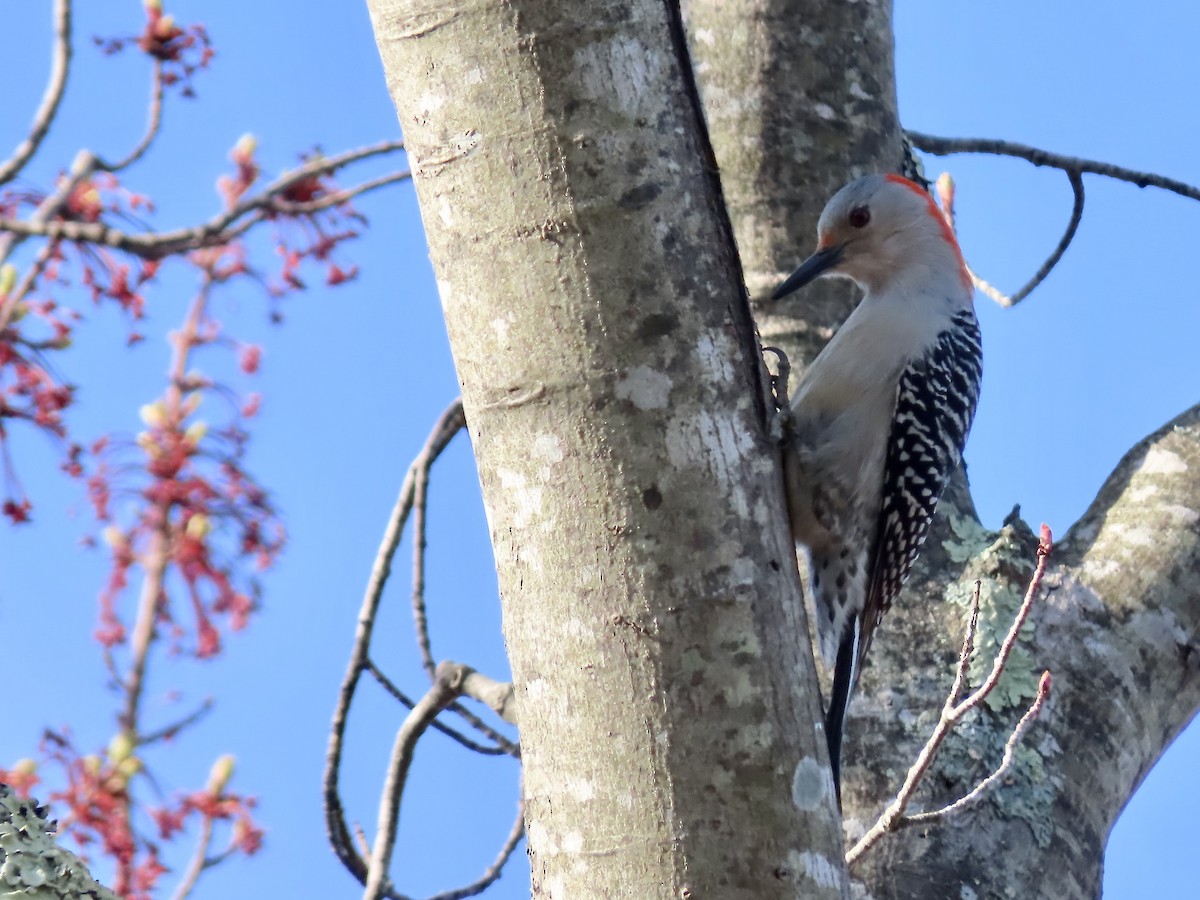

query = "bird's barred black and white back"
[{"left": 864, "top": 308, "right": 983, "bottom": 637}]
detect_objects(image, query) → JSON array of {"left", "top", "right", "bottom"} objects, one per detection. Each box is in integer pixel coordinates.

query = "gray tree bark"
[
  {"left": 367, "top": 1, "right": 846, "bottom": 897},
  {"left": 366, "top": 1, "right": 1200, "bottom": 898},
  {"left": 689, "top": 3, "right": 1200, "bottom": 900}
]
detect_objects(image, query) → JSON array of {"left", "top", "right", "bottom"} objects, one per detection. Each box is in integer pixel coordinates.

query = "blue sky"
[{"left": 1, "top": 2, "right": 1196, "bottom": 897}]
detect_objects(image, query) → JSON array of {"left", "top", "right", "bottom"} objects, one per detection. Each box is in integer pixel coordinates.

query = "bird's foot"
[{"left": 762, "top": 346, "right": 792, "bottom": 445}]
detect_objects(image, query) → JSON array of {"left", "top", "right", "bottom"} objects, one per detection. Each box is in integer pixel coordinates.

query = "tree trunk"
[
  {"left": 366, "top": 1, "right": 1200, "bottom": 897},
  {"left": 690, "top": 3, "right": 1200, "bottom": 899},
  {"left": 366, "top": 1, "right": 846, "bottom": 897}
]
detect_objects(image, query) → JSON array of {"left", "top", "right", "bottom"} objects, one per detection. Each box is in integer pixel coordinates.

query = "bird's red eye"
[{"left": 849, "top": 206, "right": 871, "bottom": 228}]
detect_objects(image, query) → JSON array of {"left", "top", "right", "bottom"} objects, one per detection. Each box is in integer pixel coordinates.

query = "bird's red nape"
[{"left": 884, "top": 173, "right": 972, "bottom": 292}]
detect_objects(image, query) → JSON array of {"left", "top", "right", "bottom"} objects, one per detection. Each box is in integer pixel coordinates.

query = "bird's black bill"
[{"left": 771, "top": 244, "right": 844, "bottom": 300}]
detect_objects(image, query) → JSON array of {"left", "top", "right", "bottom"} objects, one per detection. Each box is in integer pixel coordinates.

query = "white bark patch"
[
  {"left": 415, "top": 90, "right": 445, "bottom": 114},
  {"left": 566, "top": 777, "right": 596, "bottom": 802},
  {"left": 790, "top": 756, "right": 829, "bottom": 810},
  {"left": 525, "top": 677, "right": 550, "bottom": 703},
  {"left": 813, "top": 102, "right": 837, "bottom": 120},
  {"left": 1107, "top": 523, "right": 1157, "bottom": 548},
  {"left": 791, "top": 850, "right": 840, "bottom": 889},
  {"left": 1129, "top": 482, "right": 1159, "bottom": 503},
  {"left": 1082, "top": 556, "right": 1120, "bottom": 579},
  {"left": 720, "top": 668, "right": 758, "bottom": 707},
  {"left": 532, "top": 432, "right": 566, "bottom": 463},
  {"left": 1143, "top": 445, "right": 1187, "bottom": 475},
  {"left": 615, "top": 366, "right": 673, "bottom": 410},
  {"left": 573, "top": 35, "right": 664, "bottom": 117},
  {"left": 497, "top": 467, "right": 544, "bottom": 528},
  {"left": 1160, "top": 503, "right": 1200, "bottom": 526},
  {"left": 960, "top": 886, "right": 979, "bottom": 900},
  {"left": 694, "top": 332, "right": 736, "bottom": 384},
  {"left": 730, "top": 556, "right": 757, "bottom": 586},
  {"left": 528, "top": 819, "right": 559, "bottom": 855},
  {"left": 849, "top": 80, "right": 872, "bottom": 100},
  {"left": 491, "top": 316, "right": 509, "bottom": 343},
  {"left": 464, "top": 67, "right": 485, "bottom": 85},
  {"left": 437, "top": 196, "right": 454, "bottom": 226},
  {"left": 693, "top": 27, "right": 716, "bottom": 46},
  {"left": 561, "top": 830, "right": 584, "bottom": 854},
  {"left": 1130, "top": 607, "right": 1189, "bottom": 647},
  {"left": 435, "top": 277, "right": 453, "bottom": 303},
  {"left": 665, "top": 409, "right": 755, "bottom": 485}
]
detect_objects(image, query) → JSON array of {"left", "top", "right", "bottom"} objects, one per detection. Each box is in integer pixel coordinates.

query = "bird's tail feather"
[{"left": 825, "top": 617, "right": 861, "bottom": 805}]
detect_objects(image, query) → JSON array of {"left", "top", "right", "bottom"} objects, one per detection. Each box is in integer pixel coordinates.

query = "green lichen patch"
[{"left": 0, "top": 784, "right": 117, "bottom": 900}]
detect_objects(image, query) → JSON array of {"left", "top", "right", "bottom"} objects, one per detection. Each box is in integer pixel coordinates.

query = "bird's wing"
[{"left": 860, "top": 310, "right": 984, "bottom": 668}]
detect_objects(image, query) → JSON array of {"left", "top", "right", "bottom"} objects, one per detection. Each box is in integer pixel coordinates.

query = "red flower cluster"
[
  {"left": 96, "top": 0, "right": 214, "bottom": 97},
  {"left": 88, "top": 323, "right": 284, "bottom": 657},
  {"left": 2, "top": 732, "right": 262, "bottom": 900}
]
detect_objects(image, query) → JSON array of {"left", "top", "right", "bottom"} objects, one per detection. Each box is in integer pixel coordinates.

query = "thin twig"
[
  {"left": 354, "top": 823, "right": 371, "bottom": 860},
  {"left": 937, "top": 168, "right": 1086, "bottom": 308},
  {"left": 323, "top": 400, "right": 465, "bottom": 884},
  {"left": 967, "top": 526, "right": 1051, "bottom": 706},
  {"left": 426, "top": 799, "right": 525, "bottom": 900},
  {"left": 946, "top": 581, "right": 982, "bottom": 708},
  {"left": 459, "top": 669, "right": 518, "bottom": 726},
  {"left": 268, "top": 171, "right": 412, "bottom": 216},
  {"left": 364, "top": 661, "right": 470, "bottom": 900},
  {"left": 138, "top": 698, "right": 215, "bottom": 745},
  {"left": 0, "top": 0, "right": 73, "bottom": 188},
  {"left": 444, "top": 700, "right": 521, "bottom": 758},
  {"left": 905, "top": 671, "right": 1051, "bottom": 824},
  {"left": 121, "top": 282, "right": 212, "bottom": 734},
  {"left": 973, "top": 171, "right": 1085, "bottom": 307},
  {"left": 845, "top": 525, "right": 1054, "bottom": 867},
  {"left": 169, "top": 810, "right": 215, "bottom": 900},
  {"left": 104, "top": 61, "right": 165, "bottom": 173},
  {"left": 365, "top": 659, "right": 513, "bottom": 756},
  {"left": 6, "top": 238, "right": 63, "bottom": 312},
  {"left": 411, "top": 426, "right": 436, "bottom": 680},
  {"left": 0, "top": 148, "right": 97, "bottom": 312},
  {"left": 909, "top": 131, "right": 1200, "bottom": 202},
  {"left": 0, "top": 140, "right": 408, "bottom": 259}
]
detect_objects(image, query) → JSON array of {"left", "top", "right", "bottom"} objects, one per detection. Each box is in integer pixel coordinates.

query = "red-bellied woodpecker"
[{"left": 773, "top": 173, "right": 983, "bottom": 796}]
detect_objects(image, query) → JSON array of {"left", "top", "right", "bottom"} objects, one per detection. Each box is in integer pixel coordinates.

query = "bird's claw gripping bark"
[{"left": 762, "top": 345, "right": 792, "bottom": 446}]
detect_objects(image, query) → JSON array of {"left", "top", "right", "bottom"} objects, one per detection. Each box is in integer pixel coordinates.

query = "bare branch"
[
  {"left": 365, "top": 659, "right": 513, "bottom": 756},
  {"left": 0, "top": 0, "right": 73, "bottom": 188},
  {"left": 937, "top": 169, "right": 1086, "bottom": 308},
  {"left": 909, "top": 130, "right": 1200, "bottom": 202},
  {"left": 845, "top": 526, "right": 1053, "bottom": 867},
  {"left": 138, "top": 698, "right": 215, "bottom": 745},
  {"left": 0, "top": 140, "right": 408, "bottom": 260},
  {"left": 364, "top": 661, "right": 471, "bottom": 900},
  {"left": 963, "top": 526, "right": 1051, "bottom": 708},
  {"left": 904, "top": 671, "right": 1051, "bottom": 824},
  {"left": 169, "top": 808, "right": 215, "bottom": 900},
  {"left": 426, "top": 799, "right": 525, "bottom": 900},
  {"left": 268, "top": 171, "right": 411, "bottom": 216},
  {"left": 460, "top": 669, "right": 518, "bottom": 726},
  {"left": 103, "top": 61, "right": 165, "bottom": 173},
  {"left": 6, "top": 238, "right": 63, "bottom": 312},
  {"left": 981, "top": 170, "right": 1084, "bottom": 307},
  {"left": 121, "top": 284, "right": 213, "bottom": 734},
  {"left": 946, "top": 580, "right": 982, "bottom": 709},
  {"left": 323, "top": 400, "right": 465, "bottom": 885},
  {"left": 0, "top": 147, "right": 97, "bottom": 290},
  {"left": 411, "top": 421, "right": 436, "bottom": 680},
  {"left": 443, "top": 700, "right": 520, "bottom": 757}
]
